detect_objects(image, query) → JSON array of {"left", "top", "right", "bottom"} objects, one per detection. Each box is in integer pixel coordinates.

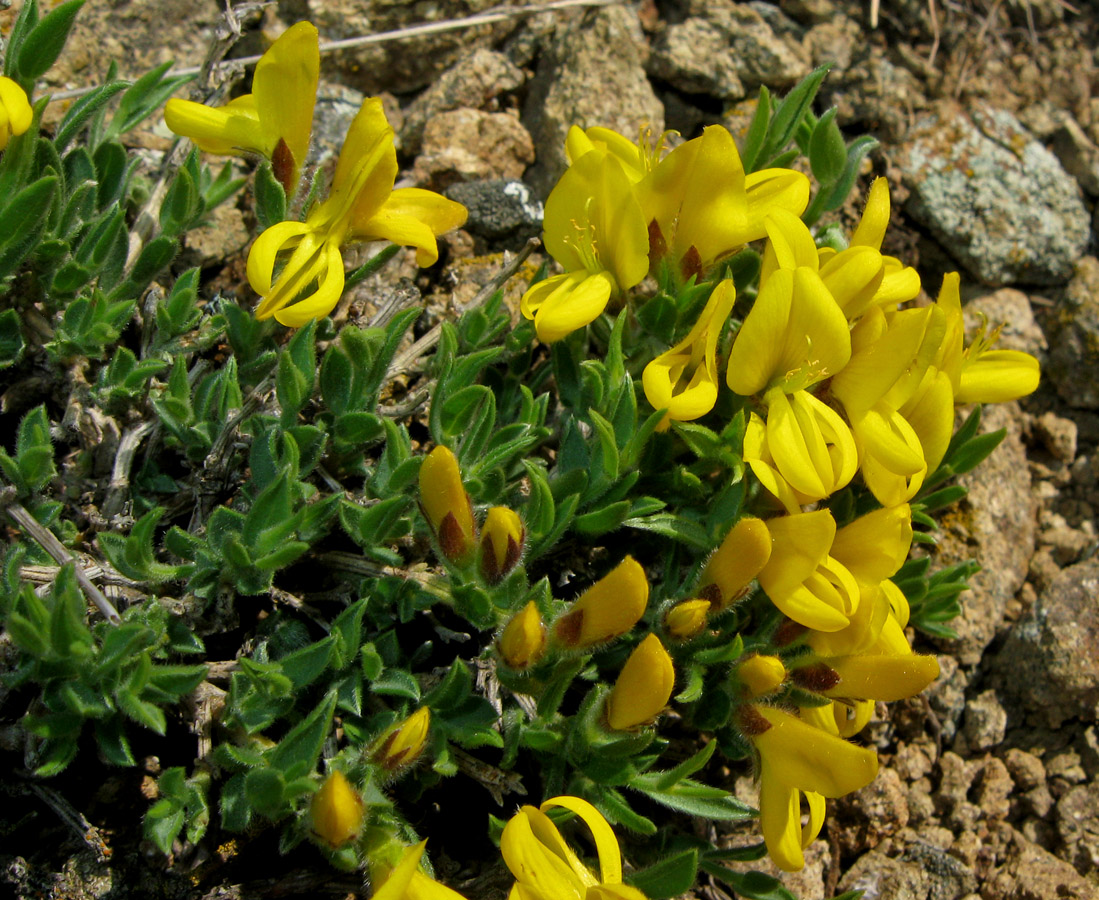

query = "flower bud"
[
  {"left": 480, "top": 506, "right": 524, "bottom": 584},
  {"left": 310, "top": 770, "right": 364, "bottom": 847},
  {"left": 498, "top": 600, "right": 547, "bottom": 670},
  {"left": 553, "top": 556, "right": 649, "bottom": 650},
  {"left": 664, "top": 599, "right": 709, "bottom": 640},
  {"left": 699, "top": 517, "right": 771, "bottom": 610},
  {"left": 738, "top": 655, "right": 787, "bottom": 698},
  {"left": 418, "top": 446, "right": 476, "bottom": 565},
  {"left": 374, "top": 707, "right": 431, "bottom": 770},
  {"left": 0, "top": 77, "right": 32, "bottom": 151},
  {"left": 606, "top": 634, "right": 675, "bottom": 731}
]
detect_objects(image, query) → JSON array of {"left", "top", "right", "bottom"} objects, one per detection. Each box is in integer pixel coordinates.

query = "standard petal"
[
  {"left": 328, "top": 98, "right": 398, "bottom": 229},
  {"left": 727, "top": 268, "right": 795, "bottom": 396},
  {"left": 541, "top": 796, "right": 623, "bottom": 885},
  {"left": 501, "top": 808, "right": 589, "bottom": 900},
  {"left": 819, "top": 245, "right": 884, "bottom": 320},
  {"left": 373, "top": 842, "right": 429, "bottom": 900},
  {"left": 253, "top": 21, "right": 319, "bottom": 185},
  {"left": 744, "top": 168, "right": 811, "bottom": 233}
]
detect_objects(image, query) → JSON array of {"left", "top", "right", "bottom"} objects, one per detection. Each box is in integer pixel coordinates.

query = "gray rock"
[
  {"left": 413, "top": 108, "right": 534, "bottom": 189},
  {"left": 1034, "top": 412, "right": 1079, "bottom": 464},
  {"left": 838, "top": 842, "right": 977, "bottom": 900},
  {"left": 961, "top": 689, "right": 1008, "bottom": 752},
  {"left": 522, "top": 6, "right": 663, "bottom": 197},
  {"left": 993, "top": 558, "right": 1099, "bottom": 729},
  {"left": 444, "top": 180, "right": 543, "bottom": 250},
  {"left": 1045, "top": 257, "right": 1099, "bottom": 409},
  {"left": 400, "top": 49, "right": 525, "bottom": 154},
  {"left": 648, "top": 18, "right": 746, "bottom": 100},
  {"left": 934, "top": 404, "right": 1036, "bottom": 666},
  {"left": 896, "top": 105, "right": 1090, "bottom": 286}
]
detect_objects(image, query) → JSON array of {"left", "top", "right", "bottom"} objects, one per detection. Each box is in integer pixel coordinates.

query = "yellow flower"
[
  {"left": 499, "top": 601, "right": 547, "bottom": 670},
  {"left": 247, "top": 98, "right": 467, "bottom": 326},
  {"left": 310, "top": 769, "right": 364, "bottom": 847},
  {"left": 164, "top": 22, "right": 319, "bottom": 193},
  {"left": 741, "top": 705, "right": 878, "bottom": 872},
  {"left": 418, "top": 445, "right": 477, "bottom": 565},
  {"left": 933, "top": 272, "right": 1040, "bottom": 404},
  {"left": 374, "top": 707, "right": 431, "bottom": 770},
  {"left": 606, "top": 634, "right": 674, "bottom": 730},
  {"left": 553, "top": 557, "right": 649, "bottom": 650},
  {"left": 564, "top": 124, "right": 666, "bottom": 183},
  {"left": 698, "top": 516, "right": 772, "bottom": 610},
  {"left": 501, "top": 795, "right": 649, "bottom": 900},
  {"left": 737, "top": 654, "right": 787, "bottom": 698},
  {"left": 522, "top": 148, "right": 649, "bottom": 342},
  {"left": 0, "top": 76, "right": 32, "bottom": 151},
  {"left": 756, "top": 510, "right": 860, "bottom": 633},
  {"left": 639, "top": 124, "right": 809, "bottom": 277},
  {"left": 664, "top": 599, "right": 710, "bottom": 640},
  {"left": 372, "top": 840, "right": 470, "bottom": 900},
  {"left": 642, "top": 279, "right": 735, "bottom": 428},
  {"left": 480, "top": 506, "right": 525, "bottom": 584}
]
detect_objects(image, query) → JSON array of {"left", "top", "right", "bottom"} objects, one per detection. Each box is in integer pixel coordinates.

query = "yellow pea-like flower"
[
  {"left": 664, "top": 598, "right": 710, "bottom": 640},
  {"left": 418, "top": 446, "right": 477, "bottom": 566},
  {"left": 698, "top": 516, "right": 772, "bottom": 610},
  {"left": 0, "top": 77, "right": 32, "bottom": 151},
  {"left": 480, "top": 506, "right": 524, "bottom": 584},
  {"left": 165, "top": 22, "right": 319, "bottom": 193},
  {"left": 605, "top": 634, "right": 674, "bottom": 730},
  {"left": 553, "top": 556, "right": 649, "bottom": 649},
  {"left": 371, "top": 840, "right": 470, "bottom": 900},
  {"left": 310, "top": 769, "right": 364, "bottom": 848},
  {"left": 498, "top": 600, "right": 547, "bottom": 670},
  {"left": 738, "top": 654, "right": 787, "bottom": 698}
]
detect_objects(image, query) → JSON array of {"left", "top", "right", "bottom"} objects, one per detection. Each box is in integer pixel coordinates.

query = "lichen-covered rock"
[
  {"left": 896, "top": 105, "right": 1090, "bottom": 286},
  {"left": 444, "top": 179, "right": 543, "bottom": 251},
  {"left": 413, "top": 108, "right": 534, "bottom": 188},
  {"left": 647, "top": 18, "right": 746, "bottom": 100},
  {"left": 400, "top": 49, "right": 525, "bottom": 154},
  {"left": 1045, "top": 257, "right": 1099, "bottom": 409},
  {"left": 522, "top": 6, "right": 663, "bottom": 196},
  {"left": 838, "top": 843, "right": 977, "bottom": 900},
  {"left": 985, "top": 828, "right": 1097, "bottom": 899},
  {"left": 993, "top": 558, "right": 1099, "bottom": 729}
]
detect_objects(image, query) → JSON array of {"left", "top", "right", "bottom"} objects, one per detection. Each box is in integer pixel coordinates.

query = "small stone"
[
  {"left": 993, "top": 559, "right": 1099, "bottom": 728},
  {"left": 443, "top": 180, "right": 543, "bottom": 251},
  {"left": 963, "top": 288, "right": 1048, "bottom": 357},
  {"left": 1035, "top": 412, "right": 1079, "bottom": 464},
  {"left": 984, "top": 828, "right": 1097, "bottom": 899},
  {"left": 400, "top": 49, "right": 525, "bottom": 154},
  {"left": 962, "top": 690, "right": 1008, "bottom": 751},
  {"left": 1021, "top": 785, "right": 1055, "bottom": 820},
  {"left": 1051, "top": 114, "right": 1099, "bottom": 196},
  {"left": 648, "top": 18, "right": 745, "bottom": 100},
  {"left": 1003, "top": 748, "right": 1047, "bottom": 791},
  {"left": 413, "top": 109, "right": 534, "bottom": 189},
  {"left": 181, "top": 204, "right": 249, "bottom": 268},
  {"left": 973, "top": 757, "right": 1014, "bottom": 821},
  {"left": 896, "top": 104, "right": 1090, "bottom": 286},
  {"left": 1046, "top": 257, "right": 1099, "bottom": 409},
  {"left": 835, "top": 768, "right": 910, "bottom": 853}
]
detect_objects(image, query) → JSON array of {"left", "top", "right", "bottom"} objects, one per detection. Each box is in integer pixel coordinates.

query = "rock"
[
  {"left": 825, "top": 48, "right": 926, "bottom": 143},
  {"left": 838, "top": 843, "right": 977, "bottom": 900},
  {"left": 972, "top": 756, "right": 1014, "bottom": 821},
  {"left": 1003, "top": 748, "right": 1046, "bottom": 792},
  {"left": 962, "top": 288, "right": 1048, "bottom": 358},
  {"left": 180, "top": 203, "right": 250, "bottom": 269},
  {"left": 985, "top": 828, "right": 1098, "bottom": 899},
  {"left": 413, "top": 109, "right": 534, "bottom": 188},
  {"left": 896, "top": 104, "right": 1090, "bottom": 286},
  {"left": 522, "top": 6, "right": 663, "bottom": 196},
  {"left": 648, "top": 18, "right": 746, "bottom": 100},
  {"left": 1045, "top": 257, "right": 1099, "bottom": 409},
  {"left": 934, "top": 404, "right": 1036, "bottom": 666},
  {"left": 835, "top": 768, "right": 910, "bottom": 853},
  {"left": 307, "top": 0, "right": 521, "bottom": 97},
  {"left": 926, "top": 653, "right": 968, "bottom": 742},
  {"left": 444, "top": 180, "right": 543, "bottom": 251},
  {"left": 399, "top": 49, "right": 525, "bottom": 154},
  {"left": 1056, "top": 781, "right": 1099, "bottom": 871},
  {"left": 1050, "top": 114, "right": 1099, "bottom": 196},
  {"left": 960, "top": 690, "right": 1007, "bottom": 752},
  {"left": 310, "top": 83, "right": 375, "bottom": 164},
  {"left": 1034, "top": 412, "right": 1079, "bottom": 464},
  {"left": 937, "top": 751, "right": 981, "bottom": 831},
  {"left": 993, "top": 558, "right": 1099, "bottom": 728},
  {"left": 802, "top": 15, "right": 862, "bottom": 75}
]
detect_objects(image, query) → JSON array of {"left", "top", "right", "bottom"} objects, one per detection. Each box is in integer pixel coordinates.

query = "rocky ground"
[{"left": 4, "top": 0, "right": 1099, "bottom": 898}]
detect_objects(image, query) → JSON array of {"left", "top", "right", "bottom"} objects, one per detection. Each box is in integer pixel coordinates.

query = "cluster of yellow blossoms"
[
  {"left": 518, "top": 124, "right": 1040, "bottom": 872},
  {"left": 164, "top": 23, "right": 466, "bottom": 327}
]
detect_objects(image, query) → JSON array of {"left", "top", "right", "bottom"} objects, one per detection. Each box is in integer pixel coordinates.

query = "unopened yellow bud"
[
  {"left": 375, "top": 707, "right": 431, "bottom": 770},
  {"left": 480, "top": 506, "right": 525, "bottom": 584},
  {"left": 606, "top": 634, "right": 675, "bottom": 730},
  {"left": 419, "top": 446, "right": 476, "bottom": 565},
  {"left": 738, "top": 655, "right": 787, "bottom": 698},
  {"left": 0, "top": 77, "right": 32, "bottom": 151},
  {"left": 310, "top": 769, "right": 364, "bottom": 847},
  {"left": 498, "top": 601, "right": 547, "bottom": 670},
  {"left": 664, "top": 599, "right": 710, "bottom": 640},
  {"left": 553, "top": 556, "right": 649, "bottom": 649},
  {"left": 700, "top": 517, "right": 772, "bottom": 610}
]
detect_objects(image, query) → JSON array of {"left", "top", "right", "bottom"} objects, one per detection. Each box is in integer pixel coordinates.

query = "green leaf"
[
  {"left": 17, "top": 0, "right": 85, "bottom": 81},
  {"left": 54, "top": 79, "right": 129, "bottom": 151},
  {"left": 254, "top": 162, "right": 287, "bottom": 230},
  {"left": 266, "top": 691, "right": 336, "bottom": 779},
  {"left": 624, "top": 513, "right": 710, "bottom": 550},
  {"left": 740, "top": 86, "right": 771, "bottom": 171},
  {"left": 5, "top": 0, "right": 39, "bottom": 80},
  {"left": 95, "top": 717, "right": 136, "bottom": 766},
  {"left": 244, "top": 767, "right": 287, "bottom": 820},
  {"left": 652, "top": 740, "right": 717, "bottom": 790},
  {"left": 627, "top": 849, "right": 699, "bottom": 900},
  {"left": 372, "top": 668, "right": 421, "bottom": 701},
  {"left": 702, "top": 866, "right": 797, "bottom": 900},
  {"left": 107, "top": 61, "right": 195, "bottom": 139},
  {"left": 632, "top": 777, "right": 754, "bottom": 820},
  {"left": 277, "top": 636, "right": 335, "bottom": 690},
  {"left": 808, "top": 107, "right": 846, "bottom": 185}
]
